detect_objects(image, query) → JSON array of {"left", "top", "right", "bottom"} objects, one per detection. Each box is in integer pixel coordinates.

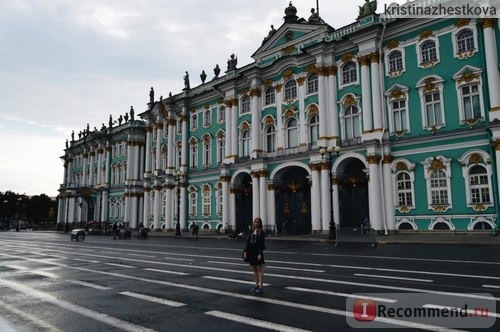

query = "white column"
[
  {"left": 166, "top": 184, "right": 174, "bottom": 229},
  {"left": 105, "top": 145, "right": 111, "bottom": 186},
  {"left": 482, "top": 19, "right": 500, "bottom": 119},
  {"left": 311, "top": 164, "right": 321, "bottom": 233},
  {"left": 250, "top": 86, "right": 262, "bottom": 158},
  {"left": 82, "top": 151, "right": 88, "bottom": 186},
  {"left": 327, "top": 66, "right": 339, "bottom": 142},
  {"left": 275, "top": 84, "right": 284, "bottom": 150},
  {"left": 57, "top": 197, "right": 64, "bottom": 224},
  {"left": 130, "top": 196, "right": 138, "bottom": 229},
  {"left": 298, "top": 77, "right": 307, "bottom": 146},
  {"left": 181, "top": 112, "right": 188, "bottom": 168},
  {"left": 383, "top": 155, "right": 396, "bottom": 231},
  {"left": 367, "top": 156, "right": 382, "bottom": 231},
  {"left": 229, "top": 186, "right": 237, "bottom": 230},
  {"left": 142, "top": 189, "right": 151, "bottom": 228},
  {"left": 221, "top": 175, "right": 230, "bottom": 228},
  {"left": 267, "top": 183, "right": 276, "bottom": 233},
  {"left": 89, "top": 151, "right": 95, "bottom": 186},
  {"left": 359, "top": 56, "right": 373, "bottom": 132},
  {"left": 101, "top": 191, "right": 108, "bottom": 223},
  {"left": 153, "top": 184, "right": 161, "bottom": 229},
  {"left": 180, "top": 186, "right": 186, "bottom": 230},
  {"left": 251, "top": 171, "right": 260, "bottom": 220},
  {"left": 318, "top": 69, "right": 328, "bottom": 143},
  {"left": 370, "top": 53, "right": 383, "bottom": 130},
  {"left": 155, "top": 122, "right": 163, "bottom": 171},
  {"left": 333, "top": 177, "right": 340, "bottom": 230},
  {"left": 97, "top": 149, "right": 103, "bottom": 185},
  {"left": 167, "top": 118, "right": 175, "bottom": 171},
  {"left": 231, "top": 101, "right": 238, "bottom": 157},
  {"left": 224, "top": 100, "right": 233, "bottom": 159},
  {"left": 144, "top": 126, "right": 153, "bottom": 176},
  {"left": 259, "top": 171, "right": 267, "bottom": 225},
  {"left": 320, "top": 163, "right": 330, "bottom": 232}
]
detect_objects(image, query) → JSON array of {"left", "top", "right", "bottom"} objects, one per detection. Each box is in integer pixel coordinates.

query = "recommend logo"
[
  {"left": 346, "top": 293, "right": 496, "bottom": 329},
  {"left": 380, "top": 0, "right": 499, "bottom": 19}
]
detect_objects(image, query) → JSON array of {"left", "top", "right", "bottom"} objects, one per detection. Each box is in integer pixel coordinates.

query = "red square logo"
[{"left": 353, "top": 299, "right": 376, "bottom": 321}]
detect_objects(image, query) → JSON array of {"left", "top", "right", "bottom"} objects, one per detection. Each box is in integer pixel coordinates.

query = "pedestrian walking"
[
  {"left": 112, "top": 223, "right": 118, "bottom": 240},
  {"left": 190, "top": 221, "right": 199, "bottom": 239},
  {"left": 242, "top": 217, "right": 266, "bottom": 294}
]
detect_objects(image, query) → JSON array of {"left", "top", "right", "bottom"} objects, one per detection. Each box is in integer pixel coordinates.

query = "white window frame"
[
  {"left": 307, "top": 73, "right": 318, "bottom": 94},
  {"left": 203, "top": 136, "right": 212, "bottom": 167},
  {"left": 452, "top": 66, "right": 485, "bottom": 124},
  {"left": 458, "top": 150, "right": 493, "bottom": 210},
  {"left": 391, "top": 158, "right": 416, "bottom": 213},
  {"left": 265, "top": 124, "right": 276, "bottom": 153},
  {"left": 340, "top": 61, "right": 358, "bottom": 87},
  {"left": 191, "top": 113, "right": 198, "bottom": 131},
  {"left": 385, "top": 84, "right": 410, "bottom": 135},
  {"left": 421, "top": 156, "right": 452, "bottom": 212},
  {"left": 189, "top": 191, "right": 197, "bottom": 217},
  {"left": 452, "top": 25, "right": 478, "bottom": 59},
  {"left": 343, "top": 105, "right": 361, "bottom": 139},
  {"left": 417, "top": 76, "right": 445, "bottom": 131},
  {"left": 308, "top": 114, "right": 319, "bottom": 146},
  {"left": 284, "top": 80, "right": 298, "bottom": 100},
  {"left": 264, "top": 86, "right": 276, "bottom": 106},
  {"left": 240, "top": 130, "right": 250, "bottom": 157},
  {"left": 203, "top": 109, "right": 211, "bottom": 127},
  {"left": 416, "top": 37, "right": 440, "bottom": 69},
  {"left": 217, "top": 135, "right": 225, "bottom": 164},
  {"left": 190, "top": 143, "right": 198, "bottom": 168},
  {"left": 385, "top": 48, "right": 406, "bottom": 78},
  {"left": 218, "top": 106, "right": 225, "bottom": 123},
  {"left": 240, "top": 95, "right": 250, "bottom": 115},
  {"left": 216, "top": 188, "right": 223, "bottom": 216},
  {"left": 202, "top": 188, "right": 211, "bottom": 216},
  {"left": 285, "top": 117, "right": 299, "bottom": 148}
]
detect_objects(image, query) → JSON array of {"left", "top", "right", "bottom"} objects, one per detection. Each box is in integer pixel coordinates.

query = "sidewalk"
[{"left": 146, "top": 230, "right": 500, "bottom": 246}]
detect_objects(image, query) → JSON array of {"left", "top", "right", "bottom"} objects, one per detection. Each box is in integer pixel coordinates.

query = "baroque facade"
[{"left": 58, "top": 2, "right": 500, "bottom": 235}]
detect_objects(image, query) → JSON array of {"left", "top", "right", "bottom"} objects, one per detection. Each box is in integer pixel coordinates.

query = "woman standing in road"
[{"left": 243, "top": 217, "right": 266, "bottom": 293}]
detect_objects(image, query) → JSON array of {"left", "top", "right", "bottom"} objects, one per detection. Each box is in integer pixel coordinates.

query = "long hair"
[{"left": 253, "top": 217, "right": 263, "bottom": 234}]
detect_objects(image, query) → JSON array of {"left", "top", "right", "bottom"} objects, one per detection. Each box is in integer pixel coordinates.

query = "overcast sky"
[{"left": 0, "top": 0, "right": 405, "bottom": 197}]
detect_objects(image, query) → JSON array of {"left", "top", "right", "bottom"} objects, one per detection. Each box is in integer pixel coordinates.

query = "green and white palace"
[{"left": 58, "top": 1, "right": 500, "bottom": 236}]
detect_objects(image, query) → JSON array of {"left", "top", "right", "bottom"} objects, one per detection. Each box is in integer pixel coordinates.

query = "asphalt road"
[{"left": 0, "top": 231, "right": 499, "bottom": 332}]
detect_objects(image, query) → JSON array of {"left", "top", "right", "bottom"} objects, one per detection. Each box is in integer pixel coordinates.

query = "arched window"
[
  {"left": 191, "top": 113, "right": 198, "bottom": 131},
  {"left": 420, "top": 40, "right": 437, "bottom": 63},
  {"left": 240, "top": 131, "right": 250, "bottom": 156},
  {"left": 265, "top": 125, "right": 276, "bottom": 152},
  {"left": 388, "top": 50, "right": 403, "bottom": 72},
  {"left": 307, "top": 74, "right": 318, "bottom": 94},
  {"left": 217, "top": 138, "right": 225, "bottom": 163},
  {"left": 218, "top": 106, "right": 225, "bottom": 123},
  {"left": 241, "top": 95, "right": 250, "bottom": 114},
  {"left": 309, "top": 115, "right": 319, "bottom": 145},
  {"left": 216, "top": 189, "right": 223, "bottom": 215},
  {"left": 430, "top": 170, "right": 449, "bottom": 205},
  {"left": 284, "top": 80, "right": 297, "bottom": 100},
  {"left": 286, "top": 118, "right": 299, "bottom": 148},
  {"left": 469, "top": 165, "right": 491, "bottom": 204},
  {"left": 342, "top": 61, "right": 357, "bottom": 84},
  {"left": 461, "top": 84, "right": 481, "bottom": 121},
  {"left": 396, "top": 172, "right": 412, "bottom": 207},
  {"left": 203, "top": 110, "right": 211, "bottom": 126},
  {"left": 203, "top": 136, "right": 212, "bottom": 167},
  {"left": 202, "top": 189, "right": 211, "bottom": 215},
  {"left": 344, "top": 105, "right": 361, "bottom": 139},
  {"left": 456, "top": 29, "right": 474, "bottom": 53},
  {"left": 190, "top": 144, "right": 198, "bottom": 168},
  {"left": 264, "top": 86, "right": 275, "bottom": 105},
  {"left": 189, "top": 192, "right": 197, "bottom": 216}
]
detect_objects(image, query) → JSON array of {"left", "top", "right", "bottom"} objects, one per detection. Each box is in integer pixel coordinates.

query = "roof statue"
[
  {"left": 149, "top": 87, "right": 154, "bottom": 103},
  {"left": 213, "top": 64, "right": 221, "bottom": 78},
  {"left": 130, "top": 106, "right": 134, "bottom": 121},
  {"left": 308, "top": 8, "right": 325, "bottom": 24},
  {"left": 358, "top": 0, "right": 377, "bottom": 18},
  {"left": 262, "top": 25, "right": 277, "bottom": 45},
  {"left": 183, "top": 71, "right": 190, "bottom": 90},
  {"left": 200, "top": 70, "right": 207, "bottom": 84},
  {"left": 227, "top": 54, "right": 237, "bottom": 71}
]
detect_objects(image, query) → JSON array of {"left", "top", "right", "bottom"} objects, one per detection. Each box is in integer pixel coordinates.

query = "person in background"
[{"left": 242, "top": 217, "right": 266, "bottom": 293}]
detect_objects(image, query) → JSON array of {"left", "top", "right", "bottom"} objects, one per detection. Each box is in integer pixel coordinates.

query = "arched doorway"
[
  {"left": 338, "top": 158, "right": 369, "bottom": 228},
  {"left": 235, "top": 173, "right": 252, "bottom": 233},
  {"left": 275, "top": 166, "right": 311, "bottom": 235}
]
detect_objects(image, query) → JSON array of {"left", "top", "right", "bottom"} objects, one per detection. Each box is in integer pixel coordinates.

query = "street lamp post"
[
  {"left": 320, "top": 146, "right": 341, "bottom": 240},
  {"left": 174, "top": 171, "right": 184, "bottom": 236}
]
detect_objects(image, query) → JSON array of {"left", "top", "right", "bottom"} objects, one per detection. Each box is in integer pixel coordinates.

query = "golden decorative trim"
[
  {"left": 241, "top": 122, "right": 250, "bottom": 131},
  {"left": 366, "top": 155, "right": 381, "bottom": 164},
  {"left": 473, "top": 204, "right": 487, "bottom": 212},
  {"left": 399, "top": 207, "right": 410, "bottom": 213},
  {"left": 328, "top": 66, "right": 338, "bottom": 76},
  {"left": 469, "top": 153, "right": 483, "bottom": 165},
  {"left": 383, "top": 155, "right": 394, "bottom": 164},
  {"left": 283, "top": 69, "right": 294, "bottom": 79},
  {"left": 369, "top": 52, "right": 380, "bottom": 63},
  {"left": 282, "top": 45, "right": 295, "bottom": 55},
  {"left": 240, "top": 88, "right": 249, "bottom": 95},
  {"left": 490, "top": 106, "right": 500, "bottom": 112},
  {"left": 250, "top": 171, "right": 260, "bottom": 178},
  {"left": 455, "top": 18, "right": 471, "bottom": 28},
  {"left": 395, "top": 162, "right": 407, "bottom": 172},
  {"left": 284, "top": 109, "right": 295, "bottom": 118},
  {"left": 259, "top": 170, "right": 268, "bottom": 178},
  {"left": 341, "top": 52, "right": 354, "bottom": 63},
  {"left": 422, "top": 77, "right": 437, "bottom": 92},
  {"left": 429, "top": 157, "right": 446, "bottom": 171},
  {"left": 308, "top": 104, "right": 319, "bottom": 115},
  {"left": 166, "top": 118, "right": 176, "bottom": 126},
  {"left": 419, "top": 29, "right": 434, "bottom": 40},
  {"left": 480, "top": 18, "right": 497, "bottom": 29},
  {"left": 310, "top": 163, "right": 321, "bottom": 172},
  {"left": 264, "top": 115, "right": 275, "bottom": 125},
  {"left": 153, "top": 122, "right": 164, "bottom": 129},
  {"left": 306, "top": 64, "right": 317, "bottom": 74},
  {"left": 190, "top": 108, "right": 197, "bottom": 113},
  {"left": 457, "top": 72, "right": 480, "bottom": 84},
  {"left": 343, "top": 95, "right": 356, "bottom": 106},
  {"left": 146, "top": 126, "right": 153, "bottom": 133},
  {"left": 204, "top": 104, "right": 210, "bottom": 110},
  {"left": 263, "top": 79, "right": 273, "bottom": 88},
  {"left": 357, "top": 55, "right": 370, "bottom": 66},
  {"left": 296, "top": 77, "right": 306, "bottom": 86},
  {"left": 389, "top": 89, "right": 406, "bottom": 100},
  {"left": 249, "top": 88, "right": 261, "bottom": 97},
  {"left": 274, "top": 84, "right": 282, "bottom": 92},
  {"left": 387, "top": 39, "right": 400, "bottom": 49},
  {"left": 431, "top": 205, "right": 448, "bottom": 212}
]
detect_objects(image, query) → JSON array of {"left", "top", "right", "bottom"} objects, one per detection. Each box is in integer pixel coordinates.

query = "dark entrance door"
[
  {"left": 275, "top": 167, "right": 311, "bottom": 235},
  {"left": 235, "top": 173, "right": 252, "bottom": 233},
  {"left": 338, "top": 158, "right": 369, "bottom": 228}
]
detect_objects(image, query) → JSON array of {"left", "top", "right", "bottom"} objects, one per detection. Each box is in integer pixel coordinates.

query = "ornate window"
[
  {"left": 265, "top": 124, "right": 276, "bottom": 153},
  {"left": 459, "top": 151, "right": 493, "bottom": 211},
  {"left": 385, "top": 84, "right": 410, "bottom": 136},
  {"left": 216, "top": 133, "right": 225, "bottom": 164},
  {"left": 307, "top": 73, "right": 318, "bottom": 94},
  {"left": 388, "top": 50, "right": 403, "bottom": 73},
  {"left": 452, "top": 24, "right": 478, "bottom": 59},
  {"left": 422, "top": 156, "right": 452, "bottom": 212},
  {"left": 203, "top": 109, "right": 211, "bottom": 127},
  {"left": 416, "top": 33, "right": 440, "bottom": 68},
  {"left": 218, "top": 106, "right": 225, "bottom": 123},
  {"left": 176, "top": 144, "right": 182, "bottom": 169},
  {"left": 191, "top": 113, "right": 198, "bottom": 131},
  {"left": 202, "top": 186, "right": 211, "bottom": 216},
  {"left": 240, "top": 129, "right": 250, "bottom": 157},
  {"left": 264, "top": 86, "right": 276, "bottom": 105},
  {"left": 343, "top": 105, "right": 361, "bottom": 139},
  {"left": 308, "top": 115, "right": 319, "bottom": 145},
  {"left": 341, "top": 61, "right": 357, "bottom": 85},
  {"left": 240, "top": 95, "right": 250, "bottom": 114},
  {"left": 189, "top": 191, "right": 197, "bottom": 216},
  {"left": 202, "top": 134, "right": 212, "bottom": 167},
  {"left": 284, "top": 80, "right": 297, "bottom": 100},
  {"left": 456, "top": 29, "right": 474, "bottom": 53},
  {"left": 420, "top": 40, "right": 438, "bottom": 65},
  {"left": 417, "top": 76, "right": 445, "bottom": 131},
  {"left": 189, "top": 140, "right": 198, "bottom": 168},
  {"left": 216, "top": 188, "right": 223, "bottom": 216},
  {"left": 391, "top": 159, "right": 416, "bottom": 213},
  {"left": 453, "top": 66, "right": 484, "bottom": 124},
  {"left": 285, "top": 117, "right": 299, "bottom": 148}
]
